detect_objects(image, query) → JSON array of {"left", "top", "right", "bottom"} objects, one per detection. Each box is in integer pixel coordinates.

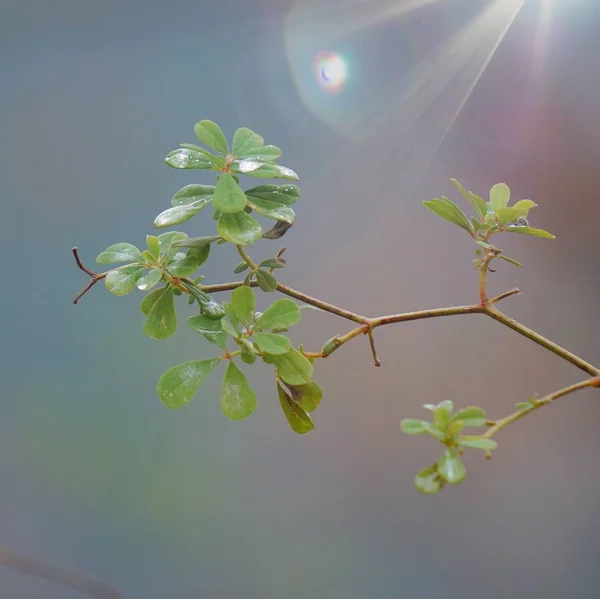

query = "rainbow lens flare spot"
[{"left": 312, "top": 51, "right": 347, "bottom": 94}]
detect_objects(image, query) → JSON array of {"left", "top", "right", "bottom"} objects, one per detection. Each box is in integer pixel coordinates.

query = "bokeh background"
[{"left": 1, "top": 0, "right": 600, "bottom": 597}]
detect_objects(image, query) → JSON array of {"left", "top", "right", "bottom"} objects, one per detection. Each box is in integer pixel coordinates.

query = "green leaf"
[
  {"left": 243, "top": 163, "right": 299, "bottom": 181},
  {"left": 247, "top": 146, "right": 282, "bottom": 162},
  {"left": 246, "top": 198, "right": 295, "bottom": 224},
  {"left": 145, "top": 235, "right": 160, "bottom": 259},
  {"left": 422, "top": 198, "right": 473, "bottom": 234},
  {"left": 449, "top": 421, "right": 465, "bottom": 436},
  {"left": 441, "top": 197, "right": 475, "bottom": 231},
  {"left": 157, "top": 231, "right": 188, "bottom": 260},
  {"left": 233, "top": 146, "right": 282, "bottom": 163},
  {"left": 154, "top": 199, "right": 212, "bottom": 228},
  {"left": 176, "top": 245, "right": 209, "bottom": 270},
  {"left": 511, "top": 199, "right": 537, "bottom": 213},
  {"left": 194, "top": 120, "right": 229, "bottom": 154},
  {"left": 179, "top": 143, "right": 213, "bottom": 157},
  {"left": 516, "top": 400, "right": 536, "bottom": 411},
  {"left": 400, "top": 419, "right": 429, "bottom": 435},
  {"left": 453, "top": 406, "right": 486, "bottom": 428},
  {"left": 244, "top": 184, "right": 298, "bottom": 224},
  {"left": 415, "top": 464, "right": 445, "bottom": 495},
  {"left": 140, "top": 287, "right": 164, "bottom": 315},
  {"left": 259, "top": 258, "right": 285, "bottom": 269},
  {"left": 476, "top": 241, "right": 502, "bottom": 254},
  {"left": 187, "top": 314, "right": 227, "bottom": 349},
  {"left": 223, "top": 301, "right": 240, "bottom": 332},
  {"left": 286, "top": 382, "right": 322, "bottom": 413},
  {"left": 237, "top": 338, "right": 256, "bottom": 354},
  {"left": 422, "top": 422, "right": 445, "bottom": 441},
  {"left": 438, "top": 449, "right": 467, "bottom": 485},
  {"left": 450, "top": 178, "right": 487, "bottom": 218},
  {"left": 471, "top": 217, "right": 484, "bottom": 232},
  {"left": 183, "top": 283, "right": 225, "bottom": 319},
  {"left": 212, "top": 173, "right": 248, "bottom": 214},
  {"left": 168, "top": 245, "right": 210, "bottom": 277},
  {"left": 144, "top": 286, "right": 177, "bottom": 339},
  {"left": 245, "top": 184, "right": 299, "bottom": 204},
  {"left": 172, "top": 235, "right": 222, "bottom": 249},
  {"left": 165, "top": 148, "right": 215, "bottom": 169},
  {"left": 436, "top": 400, "right": 454, "bottom": 412},
  {"left": 221, "top": 361, "right": 257, "bottom": 420},
  {"left": 210, "top": 155, "right": 227, "bottom": 169},
  {"left": 136, "top": 268, "right": 163, "bottom": 291},
  {"left": 230, "top": 159, "right": 269, "bottom": 174},
  {"left": 496, "top": 206, "right": 534, "bottom": 226},
  {"left": 434, "top": 406, "right": 451, "bottom": 429},
  {"left": 255, "top": 298, "right": 300, "bottom": 331},
  {"left": 263, "top": 220, "right": 293, "bottom": 240},
  {"left": 240, "top": 350, "right": 256, "bottom": 364},
  {"left": 232, "top": 127, "right": 264, "bottom": 157},
  {"left": 157, "top": 358, "right": 221, "bottom": 409},
  {"left": 105, "top": 265, "right": 145, "bottom": 296},
  {"left": 96, "top": 243, "right": 142, "bottom": 265},
  {"left": 140, "top": 250, "right": 155, "bottom": 263},
  {"left": 496, "top": 201, "right": 536, "bottom": 226},
  {"left": 489, "top": 182, "right": 510, "bottom": 212},
  {"left": 255, "top": 270, "right": 278, "bottom": 292},
  {"left": 504, "top": 226, "right": 555, "bottom": 239},
  {"left": 231, "top": 285, "right": 256, "bottom": 326},
  {"left": 458, "top": 437, "right": 498, "bottom": 451},
  {"left": 277, "top": 383, "right": 314, "bottom": 434},
  {"left": 233, "top": 261, "right": 249, "bottom": 274},
  {"left": 499, "top": 255, "right": 523, "bottom": 268},
  {"left": 171, "top": 184, "right": 215, "bottom": 207},
  {"left": 218, "top": 211, "right": 262, "bottom": 246},
  {"left": 271, "top": 348, "right": 313, "bottom": 385},
  {"left": 254, "top": 332, "right": 291, "bottom": 355},
  {"left": 472, "top": 193, "right": 488, "bottom": 214}
]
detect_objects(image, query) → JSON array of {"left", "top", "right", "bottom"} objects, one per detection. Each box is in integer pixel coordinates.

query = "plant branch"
[
  {"left": 236, "top": 245, "right": 259, "bottom": 271},
  {"left": 72, "top": 245, "right": 599, "bottom": 385},
  {"left": 483, "top": 377, "right": 600, "bottom": 438},
  {"left": 367, "top": 327, "right": 381, "bottom": 367},
  {"left": 0, "top": 544, "right": 125, "bottom": 599},
  {"left": 483, "top": 305, "right": 600, "bottom": 376},
  {"left": 196, "top": 278, "right": 368, "bottom": 323},
  {"left": 488, "top": 287, "right": 521, "bottom": 304},
  {"left": 72, "top": 247, "right": 108, "bottom": 304}
]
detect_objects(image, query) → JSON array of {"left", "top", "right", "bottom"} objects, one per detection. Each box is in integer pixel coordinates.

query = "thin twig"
[
  {"left": 488, "top": 287, "right": 521, "bottom": 304},
  {"left": 483, "top": 305, "right": 600, "bottom": 377},
  {"left": 367, "top": 328, "right": 381, "bottom": 367},
  {"left": 0, "top": 545, "right": 125, "bottom": 599},
  {"left": 72, "top": 248, "right": 107, "bottom": 305},
  {"left": 484, "top": 377, "right": 600, "bottom": 438}
]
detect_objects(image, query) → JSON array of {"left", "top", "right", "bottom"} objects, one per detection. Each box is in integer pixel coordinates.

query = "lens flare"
[{"left": 313, "top": 51, "right": 347, "bottom": 94}]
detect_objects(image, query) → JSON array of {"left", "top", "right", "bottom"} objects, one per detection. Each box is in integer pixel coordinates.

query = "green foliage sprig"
[{"left": 73, "top": 120, "right": 600, "bottom": 494}]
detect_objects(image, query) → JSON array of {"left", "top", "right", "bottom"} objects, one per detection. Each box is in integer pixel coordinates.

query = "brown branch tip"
[{"left": 72, "top": 247, "right": 105, "bottom": 305}]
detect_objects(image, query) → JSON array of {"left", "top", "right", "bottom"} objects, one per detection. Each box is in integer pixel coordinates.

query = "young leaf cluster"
[
  {"left": 157, "top": 285, "right": 322, "bottom": 431},
  {"left": 401, "top": 402, "right": 496, "bottom": 494},
  {"left": 423, "top": 179, "right": 555, "bottom": 270},
  {"left": 157, "top": 120, "right": 300, "bottom": 246}
]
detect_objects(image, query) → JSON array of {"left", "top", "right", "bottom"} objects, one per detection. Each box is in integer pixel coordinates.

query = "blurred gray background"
[{"left": 1, "top": 0, "right": 599, "bottom": 597}]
